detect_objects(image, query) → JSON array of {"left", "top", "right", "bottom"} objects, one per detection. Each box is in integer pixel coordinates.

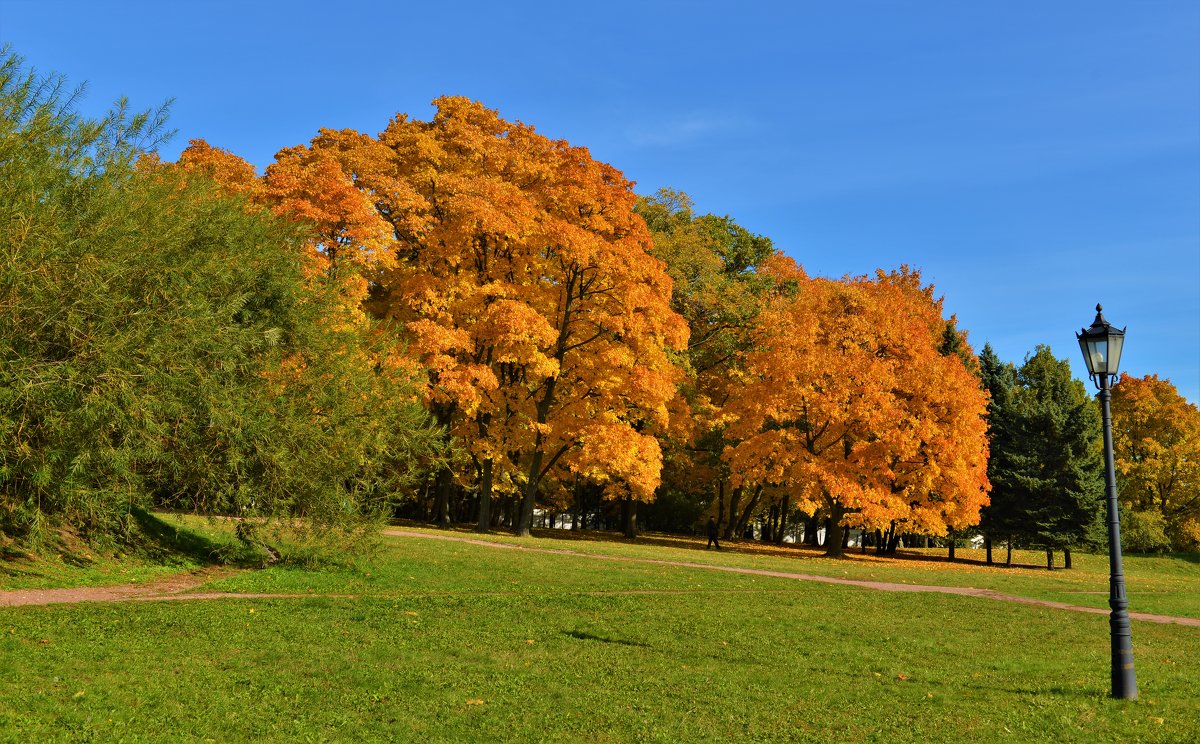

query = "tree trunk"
[
  {"left": 517, "top": 439, "right": 544, "bottom": 537},
  {"left": 474, "top": 458, "right": 493, "bottom": 533},
  {"left": 948, "top": 537, "right": 956, "bottom": 562},
  {"left": 804, "top": 516, "right": 819, "bottom": 546},
  {"left": 733, "top": 485, "right": 764, "bottom": 539},
  {"left": 1006, "top": 538, "right": 1012, "bottom": 566},
  {"left": 775, "top": 494, "right": 790, "bottom": 545},
  {"left": 723, "top": 486, "right": 743, "bottom": 540},
  {"left": 1045, "top": 548, "right": 1054, "bottom": 571},
  {"left": 571, "top": 478, "right": 582, "bottom": 530},
  {"left": 716, "top": 480, "right": 726, "bottom": 536},
  {"left": 433, "top": 466, "right": 453, "bottom": 529},
  {"left": 879, "top": 522, "right": 899, "bottom": 555},
  {"left": 985, "top": 537, "right": 993, "bottom": 566},
  {"left": 824, "top": 502, "right": 847, "bottom": 557},
  {"left": 417, "top": 475, "right": 432, "bottom": 521},
  {"left": 1064, "top": 548, "right": 1072, "bottom": 569},
  {"left": 622, "top": 498, "right": 637, "bottom": 539}
]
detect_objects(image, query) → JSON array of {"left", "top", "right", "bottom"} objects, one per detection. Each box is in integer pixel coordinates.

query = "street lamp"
[{"left": 1076, "top": 304, "right": 1137, "bottom": 700}]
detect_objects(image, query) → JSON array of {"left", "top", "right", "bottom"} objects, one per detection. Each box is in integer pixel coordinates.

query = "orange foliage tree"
[
  {"left": 1111, "top": 373, "right": 1200, "bottom": 550},
  {"left": 721, "top": 258, "right": 990, "bottom": 555},
  {"left": 363, "top": 98, "right": 688, "bottom": 535}
]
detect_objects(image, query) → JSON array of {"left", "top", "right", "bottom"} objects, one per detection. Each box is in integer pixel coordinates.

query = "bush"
[{"left": 1120, "top": 507, "right": 1172, "bottom": 554}]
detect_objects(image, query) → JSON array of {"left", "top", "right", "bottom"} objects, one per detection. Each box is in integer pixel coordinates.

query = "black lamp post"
[{"left": 1076, "top": 304, "right": 1137, "bottom": 700}]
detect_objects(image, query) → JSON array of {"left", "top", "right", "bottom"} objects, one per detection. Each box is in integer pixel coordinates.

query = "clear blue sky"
[{"left": 4, "top": 1, "right": 1198, "bottom": 400}]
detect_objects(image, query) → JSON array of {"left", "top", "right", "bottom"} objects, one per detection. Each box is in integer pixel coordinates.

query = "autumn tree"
[
  {"left": 721, "top": 261, "right": 990, "bottom": 556},
  {"left": 362, "top": 99, "right": 687, "bottom": 536},
  {"left": 1111, "top": 373, "right": 1200, "bottom": 551},
  {"left": 634, "top": 189, "right": 776, "bottom": 537}
]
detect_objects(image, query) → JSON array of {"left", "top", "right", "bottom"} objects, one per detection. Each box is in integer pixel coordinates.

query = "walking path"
[
  {"left": 3, "top": 530, "right": 1197, "bottom": 628},
  {"left": 0, "top": 567, "right": 326, "bottom": 607},
  {"left": 382, "top": 529, "right": 1200, "bottom": 628}
]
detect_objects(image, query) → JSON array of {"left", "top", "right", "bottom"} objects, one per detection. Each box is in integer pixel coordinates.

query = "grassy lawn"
[
  {"left": 1, "top": 520, "right": 1198, "bottom": 742},
  {"left": 367, "top": 524, "right": 1200, "bottom": 619}
]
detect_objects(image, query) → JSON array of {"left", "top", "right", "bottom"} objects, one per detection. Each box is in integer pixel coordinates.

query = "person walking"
[{"left": 706, "top": 517, "right": 721, "bottom": 550}]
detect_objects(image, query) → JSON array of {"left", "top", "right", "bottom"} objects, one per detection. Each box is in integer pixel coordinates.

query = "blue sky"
[{"left": 4, "top": 1, "right": 1198, "bottom": 400}]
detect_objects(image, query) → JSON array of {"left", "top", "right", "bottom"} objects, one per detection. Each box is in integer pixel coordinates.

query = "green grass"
[
  {"left": 371, "top": 525, "right": 1200, "bottom": 619},
  {"left": 1, "top": 523, "right": 1198, "bottom": 742}
]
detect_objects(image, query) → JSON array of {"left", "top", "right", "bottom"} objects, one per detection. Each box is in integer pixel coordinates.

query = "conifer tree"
[{"left": 980, "top": 345, "right": 1104, "bottom": 566}]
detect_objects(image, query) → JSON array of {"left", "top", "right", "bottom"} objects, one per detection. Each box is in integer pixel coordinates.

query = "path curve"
[
  {"left": 382, "top": 529, "right": 1200, "bottom": 628},
  {"left": 0, "top": 566, "right": 236, "bottom": 607},
  {"left": 3, "top": 533, "right": 1196, "bottom": 626}
]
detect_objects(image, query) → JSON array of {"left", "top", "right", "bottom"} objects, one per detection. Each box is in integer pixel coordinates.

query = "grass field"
[{"left": 1, "top": 519, "right": 1198, "bottom": 742}]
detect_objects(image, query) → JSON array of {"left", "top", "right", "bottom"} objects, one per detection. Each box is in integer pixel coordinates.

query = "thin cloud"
[{"left": 625, "top": 112, "right": 754, "bottom": 147}]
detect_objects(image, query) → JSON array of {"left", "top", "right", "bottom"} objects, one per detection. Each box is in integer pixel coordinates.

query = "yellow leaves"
[
  {"left": 174, "top": 139, "right": 263, "bottom": 199},
  {"left": 1111, "top": 373, "right": 1200, "bottom": 550},
  {"left": 570, "top": 424, "right": 664, "bottom": 500}
]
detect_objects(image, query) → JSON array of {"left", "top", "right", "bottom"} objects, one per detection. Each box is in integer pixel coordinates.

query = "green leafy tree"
[
  {"left": 634, "top": 189, "right": 776, "bottom": 539},
  {"left": 0, "top": 50, "right": 439, "bottom": 548}
]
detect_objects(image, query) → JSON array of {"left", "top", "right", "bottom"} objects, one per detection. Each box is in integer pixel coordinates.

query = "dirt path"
[
  {"left": 382, "top": 529, "right": 1200, "bottom": 628},
  {"left": 0, "top": 565, "right": 342, "bottom": 607},
  {"left": 3, "top": 531, "right": 1197, "bottom": 627},
  {"left": 0, "top": 566, "right": 236, "bottom": 607}
]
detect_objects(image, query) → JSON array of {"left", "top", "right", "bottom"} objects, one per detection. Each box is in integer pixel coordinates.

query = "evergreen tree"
[
  {"left": 980, "top": 345, "right": 1104, "bottom": 565},
  {"left": 1013, "top": 347, "right": 1104, "bottom": 556},
  {"left": 977, "top": 343, "right": 1023, "bottom": 554}
]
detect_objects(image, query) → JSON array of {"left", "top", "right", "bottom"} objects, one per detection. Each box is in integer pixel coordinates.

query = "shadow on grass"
[
  {"left": 390, "top": 519, "right": 1064, "bottom": 573},
  {"left": 1162, "top": 552, "right": 1200, "bottom": 565},
  {"left": 128, "top": 508, "right": 244, "bottom": 566},
  {"left": 564, "top": 629, "right": 651, "bottom": 648}
]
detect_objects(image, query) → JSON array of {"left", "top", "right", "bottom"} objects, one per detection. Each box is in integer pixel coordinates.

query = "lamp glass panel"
[
  {"left": 1107, "top": 334, "right": 1124, "bottom": 375},
  {"left": 1078, "top": 336, "right": 1094, "bottom": 375},
  {"left": 1086, "top": 337, "right": 1108, "bottom": 374}
]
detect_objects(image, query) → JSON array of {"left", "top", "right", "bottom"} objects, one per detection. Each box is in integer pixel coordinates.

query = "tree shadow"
[
  {"left": 1163, "top": 552, "right": 1199, "bottom": 564},
  {"left": 564, "top": 629, "right": 651, "bottom": 648},
  {"left": 391, "top": 519, "right": 1071, "bottom": 573},
  {"left": 127, "top": 508, "right": 240, "bottom": 566}
]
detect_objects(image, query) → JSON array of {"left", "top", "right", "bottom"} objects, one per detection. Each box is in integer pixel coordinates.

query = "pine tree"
[
  {"left": 978, "top": 343, "right": 1023, "bottom": 556},
  {"left": 980, "top": 345, "right": 1104, "bottom": 567}
]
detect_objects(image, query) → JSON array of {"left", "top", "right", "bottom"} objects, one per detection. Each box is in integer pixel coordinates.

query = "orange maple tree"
[
  {"left": 362, "top": 98, "right": 687, "bottom": 535},
  {"left": 721, "top": 258, "right": 990, "bottom": 555},
  {"left": 1111, "top": 373, "right": 1200, "bottom": 550}
]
